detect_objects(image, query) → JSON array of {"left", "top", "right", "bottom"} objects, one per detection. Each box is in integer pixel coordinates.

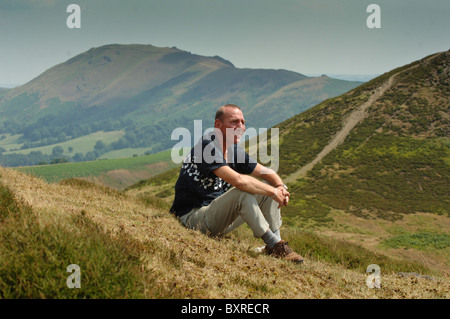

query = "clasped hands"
[{"left": 272, "top": 185, "right": 290, "bottom": 208}]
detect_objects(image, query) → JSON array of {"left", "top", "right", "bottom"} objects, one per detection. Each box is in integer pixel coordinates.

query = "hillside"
[
  {"left": 1, "top": 167, "right": 448, "bottom": 299},
  {"left": 0, "top": 44, "right": 361, "bottom": 167},
  {"left": 0, "top": 88, "right": 8, "bottom": 103},
  {"left": 128, "top": 50, "right": 450, "bottom": 274},
  {"left": 277, "top": 50, "right": 449, "bottom": 215},
  {"left": 275, "top": 50, "right": 450, "bottom": 272}
]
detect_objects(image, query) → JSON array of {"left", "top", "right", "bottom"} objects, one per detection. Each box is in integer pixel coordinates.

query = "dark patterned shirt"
[{"left": 170, "top": 133, "right": 257, "bottom": 217}]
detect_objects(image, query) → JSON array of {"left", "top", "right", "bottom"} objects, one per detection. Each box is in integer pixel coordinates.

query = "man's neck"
[{"left": 223, "top": 147, "right": 228, "bottom": 163}]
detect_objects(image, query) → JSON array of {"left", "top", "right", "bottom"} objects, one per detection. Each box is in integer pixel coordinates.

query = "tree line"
[{"left": 0, "top": 121, "right": 178, "bottom": 167}]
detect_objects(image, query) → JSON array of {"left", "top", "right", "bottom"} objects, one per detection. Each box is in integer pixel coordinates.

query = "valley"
[{"left": 0, "top": 44, "right": 361, "bottom": 167}]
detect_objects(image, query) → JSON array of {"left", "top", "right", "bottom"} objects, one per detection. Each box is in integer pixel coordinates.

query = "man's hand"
[
  {"left": 273, "top": 185, "right": 290, "bottom": 208},
  {"left": 281, "top": 186, "right": 290, "bottom": 206},
  {"left": 213, "top": 164, "right": 291, "bottom": 209}
]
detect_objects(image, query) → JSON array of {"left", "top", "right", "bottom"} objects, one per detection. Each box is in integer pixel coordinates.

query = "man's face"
[{"left": 215, "top": 107, "right": 246, "bottom": 146}]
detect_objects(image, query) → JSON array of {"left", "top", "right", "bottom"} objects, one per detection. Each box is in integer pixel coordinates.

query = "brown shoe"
[{"left": 265, "top": 240, "right": 304, "bottom": 263}]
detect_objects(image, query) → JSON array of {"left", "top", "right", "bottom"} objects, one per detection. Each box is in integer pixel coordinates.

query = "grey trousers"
[{"left": 179, "top": 187, "right": 282, "bottom": 238}]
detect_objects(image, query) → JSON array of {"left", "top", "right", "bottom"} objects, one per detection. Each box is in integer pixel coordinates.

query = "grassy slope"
[
  {"left": 125, "top": 164, "right": 450, "bottom": 276},
  {"left": 1, "top": 167, "right": 448, "bottom": 299}
]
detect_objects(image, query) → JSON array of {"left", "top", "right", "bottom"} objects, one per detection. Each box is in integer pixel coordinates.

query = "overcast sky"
[{"left": 0, "top": 0, "right": 449, "bottom": 87}]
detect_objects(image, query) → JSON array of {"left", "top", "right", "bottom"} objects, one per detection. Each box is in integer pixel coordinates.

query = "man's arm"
[
  {"left": 251, "top": 163, "right": 290, "bottom": 206},
  {"left": 213, "top": 165, "right": 289, "bottom": 208},
  {"left": 250, "top": 163, "right": 284, "bottom": 187}
]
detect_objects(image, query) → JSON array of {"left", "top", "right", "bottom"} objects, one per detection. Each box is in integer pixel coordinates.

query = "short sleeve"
[
  {"left": 194, "top": 138, "right": 227, "bottom": 176},
  {"left": 227, "top": 144, "right": 257, "bottom": 174}
]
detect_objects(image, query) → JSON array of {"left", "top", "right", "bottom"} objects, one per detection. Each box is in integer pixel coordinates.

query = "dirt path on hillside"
[
  {"left": 284, "top": 67, "right": 403, "bottom": 184},
  {"left": 284, "top": 50, "right": 441, "bottom": 184}
]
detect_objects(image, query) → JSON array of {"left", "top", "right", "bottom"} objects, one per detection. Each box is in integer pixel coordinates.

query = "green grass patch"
[
  {"left": 0, "top": 134, "right": 23, "bottom": 151},
  {"left": 288, "top": 133, "right": 450, "bottom": 219},
  {"left": 2, "top": 131, "right": 125, "bottom": 156},
  {"left": 15, "top": 149, "right": 176, "bottom": 184},
  {"left": 381, "top": 232, "right": 450, "bottom": 250},
  {"left": 285, "top": 229, "right": 435, "bottom": 275},
  {"left": 98, "top": 147, "right": 152, "bottom": 159}
]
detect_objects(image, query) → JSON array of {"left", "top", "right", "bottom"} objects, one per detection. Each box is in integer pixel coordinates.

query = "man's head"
[{"left": 214, "top": 104, "right": 246, "bottom": 146}]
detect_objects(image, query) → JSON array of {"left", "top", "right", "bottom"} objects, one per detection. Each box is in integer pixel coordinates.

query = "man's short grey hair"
[{"left": 215, "top": 104, "right": 241, "bottom": 121}]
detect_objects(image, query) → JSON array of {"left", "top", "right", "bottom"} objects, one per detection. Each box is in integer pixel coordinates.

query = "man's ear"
[{"left": 214, "top": 119, "right": 221, "bottom": 128}]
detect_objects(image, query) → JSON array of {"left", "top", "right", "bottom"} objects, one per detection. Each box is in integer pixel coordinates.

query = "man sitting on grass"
[{"left": 170, "top": 104, "right": 303, "bottom": 263}]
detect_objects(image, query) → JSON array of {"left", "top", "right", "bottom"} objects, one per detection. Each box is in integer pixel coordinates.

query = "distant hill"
[{"left": 0, "top": 44, "right": 361, "bottom": 166}]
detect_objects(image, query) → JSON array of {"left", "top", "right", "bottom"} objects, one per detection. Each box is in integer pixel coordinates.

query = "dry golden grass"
[{"left": 1, "top": 166, "right": 448, "bottom": 299}]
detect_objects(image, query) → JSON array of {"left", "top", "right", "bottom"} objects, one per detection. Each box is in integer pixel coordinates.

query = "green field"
[
  {"left": 0, "top": 134, "right": 23, "bottom": 151},
  {"left": 99, "top": 147, "right": 154, "bottom": 159},
  {"left": 15, "top": 149, "right": 176, "bottom": 187},
  {"left": 1, "top": 131, "right": 125, "bottom": 156}
]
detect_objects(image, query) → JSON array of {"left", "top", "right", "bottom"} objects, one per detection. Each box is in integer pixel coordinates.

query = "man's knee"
[{"left": 235, "top": 189, "right": 259, "bottom": 206}]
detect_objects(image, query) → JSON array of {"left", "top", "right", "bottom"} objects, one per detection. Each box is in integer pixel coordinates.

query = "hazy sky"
[{"left": 0, "top": 0, "right": 449, "bottom": 87}]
